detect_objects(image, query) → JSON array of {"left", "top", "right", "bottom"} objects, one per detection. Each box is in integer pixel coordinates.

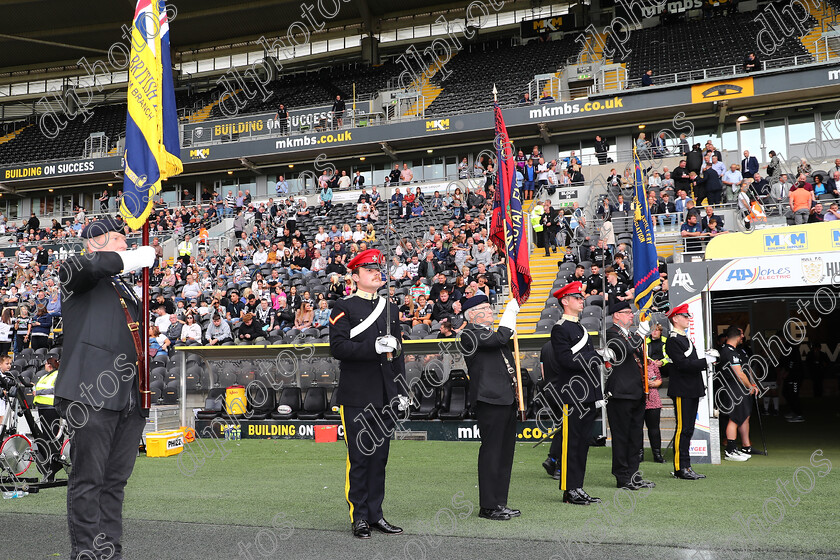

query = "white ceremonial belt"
[
  {"left": 571, "top": 327, "right": 589, "bottom": 354},
  {"left": 350, "top": 297, "right": 386, "bottom": 339}
]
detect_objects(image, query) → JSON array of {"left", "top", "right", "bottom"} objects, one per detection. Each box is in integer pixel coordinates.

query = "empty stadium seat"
[{"left": 297, "top": 387, "right": 328, "bottom": 420}]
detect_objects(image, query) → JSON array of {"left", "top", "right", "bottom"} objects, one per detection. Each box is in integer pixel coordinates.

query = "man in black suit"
[
  {"left": 55, "top": 216, "right": 156, "bottom": 560},
  {"left": 695, "top": 163, "right": 723, "bottom": 205},
  {"left": 329, "top": 249, "right": 406, "bottom": 539},
  {"left": 543, "top": 281, "right": 606, "bottom": 505},
  {"left": 672, "top": 160, "right": 691, "bottom": 193},
  {"left": 605, "top": 302, "right": 655, "bottom": 490},
  {"left": 459, "top": 293, "right": 521, "bottom": 521}
]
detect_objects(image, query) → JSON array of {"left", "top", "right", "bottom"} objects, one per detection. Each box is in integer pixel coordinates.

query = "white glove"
[
  {"left": 396, "top": 394, "right": 410, "bottom": 411},
  {"left": 498, "top": 299, "right": 520, "bottom": 332},
  {"left": 601, "top": 347, "right": 616, "bottom": 363},
  {"left": 705, "top": 349, "right": 720, "bottom": 359},
  {"left": 375, "top": 335, "right": 398, "bottom": 354},
  {"left": 117, "top": 246, "right": 156, "bottom": 273},
  {"left": 594, "top": 399, "right": 607, "bottom": 409},
  {"left": 636, "top": 320, "right": 651, "bottom": 337},
  {"left": 705, "top": 355, "right": 717, "bottom": 366}
]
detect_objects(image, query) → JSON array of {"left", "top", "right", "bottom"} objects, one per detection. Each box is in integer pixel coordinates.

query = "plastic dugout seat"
[
  {"left": 586, "top": 295, "right": 605, "bottom": 308},
  {"left": 581, "top": 317, "right": 601, "bottom": 333},
  {"left": 438, "top": 376, "right": 468, "bottom": 421},
  {"left": 271, "top": 387, "right": 302, "bottom": 420},
  {"left": 245, "top": 382, "right": 276, "bottom": 420},
  {"left": 196, "top": 388, "right": 226, "bottom": 420},
  {"left": 535, "top": 320, "right": 554, "bottom": 334},
  {"left": 408, "top": 382, "right": 439, "bottom": 420},
  {"left": 540, "top": 308, "right": 560, "bottom": 321},
  {"left": 297, "top": 387, "right": 328, "bottom": 420},
  {"left": 163, "top": 380, "right": 180, "bottom": 404}
]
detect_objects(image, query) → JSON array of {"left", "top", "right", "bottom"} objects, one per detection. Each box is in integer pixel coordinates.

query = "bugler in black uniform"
[
  {"left": 329, "top": 249, "right": 406, "bottom": 539},
  {"left": 664, "top": 304, "right": 716, "bottom": 479},
  {"left": 459, "top": 293, "right": 521, "bottom": 521},
  {"left": 543, "top": 282, "right": 605, "bottom": 505}
]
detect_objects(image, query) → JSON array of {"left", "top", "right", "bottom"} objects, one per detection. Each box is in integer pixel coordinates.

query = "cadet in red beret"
[
  {"left": 665, "top": 302, "right": 718, "bottom": 480},
  {"left": 542, "top": 280, "right": 606, "bottom": 505},
  {"left": 329, "top": 247, "right": 406, "bottom": 538}
]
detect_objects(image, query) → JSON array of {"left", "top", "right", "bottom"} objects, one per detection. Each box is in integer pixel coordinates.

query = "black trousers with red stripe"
[
  {"left": 673, "top": 396, "right": 699, "bottom": 471},
  {"left": 340, "top": 405, "right": 393, "bottom": 524},
  {"left": 550, "top": 402, "right": 598, "bottom": 491}
]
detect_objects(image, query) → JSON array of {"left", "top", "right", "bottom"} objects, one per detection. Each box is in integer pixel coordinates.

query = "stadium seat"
[
  {"left": 245, "top": 382, "right": 276, "bottom": 420},
  {"left": 196, "top": 388, "right": 226, "bottom": 420},
  {"left": 438, "top": 374, "right": 468, "bottom": 420},
  {"left": 297, "top": 387, "right": 328, "bottom": 420},
  {"left": 323, "top": 390, "right": 341, "bottom": 421},
  {"left": 409, "top": 383, "right": 438, "bottom": 420},
  {"left": 271, "top": 387, "right": 302, "bottom": 420}
]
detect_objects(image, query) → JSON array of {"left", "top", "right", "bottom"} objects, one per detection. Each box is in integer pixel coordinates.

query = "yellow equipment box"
[{"left": 146, "top": 429, "right": 185, "bottom": 457}]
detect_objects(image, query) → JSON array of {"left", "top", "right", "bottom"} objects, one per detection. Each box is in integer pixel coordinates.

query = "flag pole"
[
  {"left": 140, "top": 221, "right": 151, "bottom": 410},
  {"left": 494, "top": 84, "right": 527, "bottom": 421}
]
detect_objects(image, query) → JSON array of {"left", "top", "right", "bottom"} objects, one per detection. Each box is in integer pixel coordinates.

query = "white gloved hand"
[
  {"left": 396, "top": 394, "right": 410, "bottom": 411},
  {"left": 705, "top": 349, "right": 720, "bottom": 359},
  {"left": 601, "top": 347, "right": 616, "bottom": 363},
  {"left": 375, "top": 335, "right": 399, "bottom": 354},
  {"left": 594, "top": 399, "right": 608, "bottom": 409},
  {"left": 117, "top": 246, "right": 156, "bottom": 274},
  {"left": 705, "top": 355, "right": 717, "bottom": 366},
  {"left": 498, "top": 299, "right": 520, "bottom": 332},
  {"left": 636, "top": 320, "right": 651, "bottom": 337}
]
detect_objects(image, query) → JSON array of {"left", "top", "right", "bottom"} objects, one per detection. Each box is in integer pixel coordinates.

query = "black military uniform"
[
  {"left": 664, "top": 318, "right": 708, "bottom": 479},
  {"left": 459, "top": 296, "right": 519, "bottom": 520},
  {"left": 604, "top": 308, "right": 648, "bottom": 489},
  {"left": 54, "top": 217, "right": 151, "bottom": 560},
  {"left": 544, "top": 283, "right": 604, "bottom": 504},
  {"left": 329, "top": 254, "right": 405, "bottom": 538}
]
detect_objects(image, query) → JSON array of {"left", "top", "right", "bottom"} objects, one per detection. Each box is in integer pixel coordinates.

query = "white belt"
[{"left": 350, "top": 297, "right": 386, "bottom": 339}]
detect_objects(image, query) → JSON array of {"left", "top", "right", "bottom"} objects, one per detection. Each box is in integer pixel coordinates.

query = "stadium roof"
[{"left": 0, "top": 0, "right": 511, "bottom": 72}]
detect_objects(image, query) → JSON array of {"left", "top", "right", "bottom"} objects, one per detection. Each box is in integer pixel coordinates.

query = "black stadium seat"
[
  {"left": 271, "top": 387, "right": 302, "bottom": 420},
  {"left": 297, "top": 387, "right": 328, "bottom": 420},
  {"left": 438, "top": 376, "right": 468, "bottom": 420},
  {"left": 196, "top": 388, "right": 226, "bottom": 420}
]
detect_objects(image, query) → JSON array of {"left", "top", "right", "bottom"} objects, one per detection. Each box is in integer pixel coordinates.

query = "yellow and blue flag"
[
  {"left": 121, "top": 0, "right": 182, "bottom": 229},
  {"left": 631, "top": 146, "right": 660, "bottom": 316}
]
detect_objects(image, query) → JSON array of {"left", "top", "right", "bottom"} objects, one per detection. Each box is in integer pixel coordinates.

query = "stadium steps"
[
  {"left": 402, "top": 58, "right": 450, "bottom": 117},
  {"left": 494, "top": 245, "right": 560, "bottom": 333},
  {"left": 801, "top": 1, "right": 840, "bottom": 58},
  {"left": 185, "top": 93, "right": 235, "bottom": 124},
  {"left": 0, "top": 124, "right": 31, "bottom": 146}
]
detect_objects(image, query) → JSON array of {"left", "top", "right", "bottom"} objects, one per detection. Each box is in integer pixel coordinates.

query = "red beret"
[
  {"left": 667, "top": 303, "right": 691, "bottom": 319},
  {"left": 553, "top": 281, "right": 584, "bottom": 300},
  {"left": 347, "top": 249, "right": 385, "bottom": 271}
]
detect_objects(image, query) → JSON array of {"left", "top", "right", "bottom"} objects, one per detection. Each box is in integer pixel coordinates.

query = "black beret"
[
  {"left": 81, "top": 216, "right": 125, "bottom": 239},
  {"left": 608, "top": 300, "right": 632, "bottom": 315}
]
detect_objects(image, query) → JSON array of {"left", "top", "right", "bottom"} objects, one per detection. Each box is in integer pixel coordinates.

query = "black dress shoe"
[
  {"left": 479, "top": 506, "right": 511, "bottom": 520},
  {"left": 562, "top": 489, "right": 591, "bottom": 505},
  {"left": 617, "top": 480, "right": 641, "bottom": 490},
  {"left": 502, "top": 506, "right": 521, "bottom": 517},
  {"left": 542, "top": 457, "right": 557, "bottom": 477},
  {"left": 673, "top": 468, "right": 701, "bottom": 480},
  {"left": 686, "top": 467, "right": 706, "bottom": 479},
  {"left": 652, "top": 450, "right": 664, "bottom": 463},
  {"left": 352, "top": 519, "right": 371, "bottom": 539},
  {"left": 578, "top": 488, "right": 602, "bottom": 503},
  {"left": 371, "top": 518, "right": 403, "bottom": 534},
  {"left": 635, "top": 479, "right": 656, "bottom": 488}
]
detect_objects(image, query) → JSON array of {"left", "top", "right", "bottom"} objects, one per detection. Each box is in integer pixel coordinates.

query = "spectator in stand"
[
  {"left": 771, "top": 173, "right": 791, "bottom": 206},
  {"left": 352, "top": 170, "right": 365, "bottom": 188},
  {"left": 276, "top": 103, "right": 289, "bottom": 134},
  {"left": 332, "top": 95, "right": 345, "bottom": 128},
  {"left": 275, "top": 175, "right": 289, "bottom": 196},
  {"left": 721, "top": 164, "right": 743, "bottom": 204},
  {"left": 313, "top": 299, "right": 331, "bottom": 328},
  {"left": 149, "top": 326, "right": 170, "bottom": 357},
  {"left": 458, "top": 158, "right": 470, "bottom": 179},
  {"left": 701, "top": 205, "right": 725, "bottom": 231},
  {"left": 680, "top": 213, "right": 707, "bottom": 252},
  {"left": 797, "top": 158, "right": 812, "bottom": 177},
  {"left": 824, "top": 203, "right": 840, "bottom": 221},
  {"left": 654, "top": 193, "right": 677, "bottom": 231},
  {"left": 519, "top": 92, "right": 532, "bottom": 105},
  {"left": 522, "top": 159, "right": 536, "bottom": 201},
  {"left": 743, "top": 52, "right": 759, "bottom": 72},
  {"left": 812, "top": 174, "right": 828, "bottom": 196},
  {"left": 180, "top": 313, "right": 202, "bottom": 345},
  {"left": 654, "top": 132, "right": 668, "bottom": 158},
  {"left": 677, "top": 133, "right": 689, "bottom": 156},
  {"left": 641, "top": 69, "right": 654, "bottom": 86},
  {"left": 636, "top": 132, "right": 650, "bottom": 158},
  {"left": 390, "top": 187, "right": 403, "bottom": 209},
  {"left": 594, "top": 135, "right": 609, "bottom": 165},
  {"left": 338, "top": 170, "right": 352, "bottom": 190},
  {"left": 237, "top": 313, "right": 266, "bottom": 345},
  {"left": 401, "top": 163, "right": 414, "bottom": 185},
  {"left": 536, "top": 157, "right": 549, "bottom": 193},
  {"left": 808, "top": 202, "right": 825, "bottom": 224},
  {"left": 388, "top": 164, "right": 402, "bottom": 186},
  {"left": 741, "top": 150, "right": 759, "bottom": 180}
]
